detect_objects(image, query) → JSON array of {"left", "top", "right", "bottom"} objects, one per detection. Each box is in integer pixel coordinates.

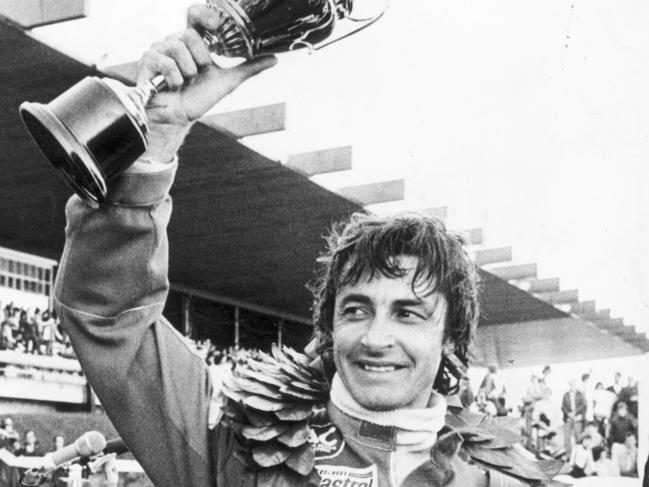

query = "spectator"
[
  {"left": 583, "top": 421, "right": 603, "bottom": 450},
  {"left": 52, "top": 434, "right": 65, "bottom": 452},
  {"left": 17, "top": 310, "right": 37, "bottom": 353},
  {"left": 611, "top": 432, "right": 638, "bottom": 477},
  {"left": 569, "top": 434, "right": 594, "bottom": 478},
  {"left": 5, "top": 438, "right": 20, "bottom": 454},
  {"left": 474, "top": 387, "right": 497, "bottom": 416},
  {"left": 15, "top": 430, "right": 43, "bottom": 457},
  {"left": 31, "top": 308, "right": 43, "bottom": 352},
  {"left": 40, "top": 310, "right": 60, "bottom": 355},
  {"left": 620, "top": 377, "right": 638, "bottom": 419},
  {"left": 592, "top": 381, "right": 616, "bottom": 435},
  {"left": 608, "top": 402, "right": 637, "bottom": 449},
  {"left": 591, "top": 445, "right": 619, "bottom": 477},
  {"left": 581, "top": 373, "right": 594, "bottom": 422},
  {"left": 607, "top": 372, "right": 623, "bottom": 396},
  {"left": 536, "top": 367, "right": 558, "bottom": 429},
  {"left": 0, "top": 418, "right": 20, "bottom": 449},
  {"left": 562, "top": 379, "right": 587, "bottom": 454},
  {"left": 0, "top": 313, "right": 15, "bottom": 350},
  {"left": 479, "top": 364, "right": 506, "bottom": 407}
]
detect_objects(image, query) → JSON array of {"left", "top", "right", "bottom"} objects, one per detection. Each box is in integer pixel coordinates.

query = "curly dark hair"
[{"left": 310, "top": 212, "right": 480, "bottom": 395}]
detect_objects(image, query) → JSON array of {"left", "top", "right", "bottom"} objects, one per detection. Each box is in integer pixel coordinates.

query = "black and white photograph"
[{"left": 0, "top": 0, "right": 647, "bottom": 486}]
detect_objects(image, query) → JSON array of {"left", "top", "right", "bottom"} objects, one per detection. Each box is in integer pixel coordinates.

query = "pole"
[
  {"left": 277, "top": 320, "right": 283, "bottom": 348},
  {"left": 182, "top": 294, "right": 192, "bottom": 338},
  {"left": 234, "top": 306, "right": 240, "bottom": 350}
]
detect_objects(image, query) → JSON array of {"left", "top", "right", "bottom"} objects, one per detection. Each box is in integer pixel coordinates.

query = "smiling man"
[{"left": 53, "top": 5, "right": 561, "bottom": 487}]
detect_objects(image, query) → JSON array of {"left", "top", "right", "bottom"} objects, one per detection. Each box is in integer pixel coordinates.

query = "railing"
[{"left": 0, "top": 351, "right": 88, "bottom": 405}]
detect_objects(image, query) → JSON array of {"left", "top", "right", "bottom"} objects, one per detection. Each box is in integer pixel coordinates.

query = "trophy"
[{"left": 19, "top": 0, "right": 385, "bottom": 206}]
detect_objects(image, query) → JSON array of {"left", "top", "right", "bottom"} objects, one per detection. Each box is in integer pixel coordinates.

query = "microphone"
[
  {"left": 43, "top": 431, "right": 107, "bottom": 469},
  {"left": 20, "top": 432, "right": 107, "bottom": 486}
]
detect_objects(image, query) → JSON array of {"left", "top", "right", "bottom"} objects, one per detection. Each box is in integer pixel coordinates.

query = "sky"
[{"left": 31, "top": 0, "right": 649, "bottom": 335}]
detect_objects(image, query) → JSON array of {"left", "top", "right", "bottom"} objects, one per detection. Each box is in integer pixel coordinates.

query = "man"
[
  {"left": 611, "top": 432, "right": 638, "bottom": 477},
  {"left": 607, "top": 372, "right": 623, "bottom": 396},
  {"left": 608, "top": 401, "right": 637, "bottom": 449},
  {"left": 592, "top": 381, "right": 616, "bottom": 435},
  {"left": 53, "top": 5, "right": 559, "bottom": 487},
  {"left": 0, "top": 418, "right": 20, "bottom": 450},
  {"left": 14, "top": 430, "right": 43, "bottom": 457},
  {"left": 479, "top": 364, "right": 506, "bottom": 407},
  {"left": 561, "top": 379, "right": 586, "bottom": 454},
  {"left": 51, "top": 434, "right": 65, "bottom": 452}
]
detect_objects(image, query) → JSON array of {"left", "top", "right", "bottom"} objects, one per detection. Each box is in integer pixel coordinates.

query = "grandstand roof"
[{"left": 1, "top": 20, "right": 646, "bottom": 367}]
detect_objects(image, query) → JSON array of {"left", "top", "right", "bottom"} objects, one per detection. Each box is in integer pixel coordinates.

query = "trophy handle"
[{"left": 290, "top": 0, "right": 388, "bottom": 54}]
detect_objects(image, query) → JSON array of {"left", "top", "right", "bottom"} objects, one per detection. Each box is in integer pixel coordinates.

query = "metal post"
[
  {"left": 234, "top": 306, "right": 240, "bottom": 350},
  {"left": 86, "top": 383, "right": 96, "bottom": 413},
  {"left": 277, "top": 320, "right": 283, "bottom": 348},
  {"left": 182, "top": 294, "right": 192, "bottom": 338}
]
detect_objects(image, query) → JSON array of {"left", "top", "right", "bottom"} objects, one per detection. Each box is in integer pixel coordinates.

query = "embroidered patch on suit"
[{"left": 310, "top": 423, "right": 345, "bottom": 459}]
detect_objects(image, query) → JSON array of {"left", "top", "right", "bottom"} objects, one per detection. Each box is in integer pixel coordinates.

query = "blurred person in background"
[
  {"left": 15, "top": 430, "right": 43, "bottom": 457},
  {"left": 17, "top": 309, "right": 37, "bottom": 353},
  {"left": 620, "top": 377, "right": 638, "bottom": 419},
  {"left": 568, "top": 434, "right": 594, "bottom": 478},
  {"left": 591, "top": 445, "right": 619, "bottom": 477},
  {"left": 607, "top": 372, "right": 623, "bottom": 397},
  {"left": 52, "top": 434, "right": 65, "bottom": 452},
  {"left": 611, "top": 432, "right": 638, "bottom": 477},
  {"left": 608, "top": 401, "right": 637, "bottom": 450},
  {"left": 562, "top": 379, "right": 586, "bottom": 455},
  {"left": 580, "top": 373, "right": 594, "bottom": 423},
  {"left": 0, "top": 418, "right": 20, "bottom": 450},
  {"left": 40, "top": 310, "right": 60, "bottom": 356},
  {"left": 0, "top": 311, "right": 15, "bottom": 350},
  {"left": 592, "top": 381, "right": 616, "bottom": 436}
]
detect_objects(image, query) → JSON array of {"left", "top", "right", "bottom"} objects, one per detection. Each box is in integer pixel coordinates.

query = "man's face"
[{"left": 332, "top": 256, "right": 448, "bottom": 411}]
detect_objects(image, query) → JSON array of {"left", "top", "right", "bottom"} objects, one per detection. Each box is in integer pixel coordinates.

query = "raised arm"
[{"left": 54, "top": 6, "right": 276, "bottom": 486}]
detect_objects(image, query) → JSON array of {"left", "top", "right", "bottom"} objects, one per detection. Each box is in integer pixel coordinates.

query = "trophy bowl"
[{"left": 20, "top": 0, "right": 383, "bottom": 205}]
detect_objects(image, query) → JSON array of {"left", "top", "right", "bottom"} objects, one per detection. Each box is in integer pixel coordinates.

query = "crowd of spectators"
[
  {"left": 0, "top": 301, "right": 75, "bottom": 358},
  {"left": 0, "top": 417, "right": 64, "bottom": 457},
  {"left": 458, "top": 364, "right": 640, "bottom": 479},
  {"left": 3, "top": 308, "right": 644, "bottom": 479}
]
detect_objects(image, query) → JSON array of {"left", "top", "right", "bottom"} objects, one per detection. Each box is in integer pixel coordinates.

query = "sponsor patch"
[
  {"left": 315, "top": 465, "right": 378, "bottom": 487},
  {"left": 309, "top": 423, "right": 345, "bottom": 459}
]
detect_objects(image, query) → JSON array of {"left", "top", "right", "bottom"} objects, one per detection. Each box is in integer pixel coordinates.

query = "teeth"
[{"left": 363, "top": 365, "right": 396, "bottom": 372}]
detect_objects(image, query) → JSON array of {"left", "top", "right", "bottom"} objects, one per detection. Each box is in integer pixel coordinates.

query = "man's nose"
[{"left": 360, "top": 314, "right": 396, "bottom": 350}]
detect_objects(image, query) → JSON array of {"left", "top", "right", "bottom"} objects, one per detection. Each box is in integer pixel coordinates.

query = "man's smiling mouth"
[{"left": 356, "top": 360, "right": 406, "bottom": 373}]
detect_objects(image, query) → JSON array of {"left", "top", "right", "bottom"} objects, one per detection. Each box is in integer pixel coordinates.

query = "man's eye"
[
  {"left": 397, "top": 310, "right": 424, "bottom": 321},
  {"left": 343, "top": 307, "right": 368, "bottom": 319}
]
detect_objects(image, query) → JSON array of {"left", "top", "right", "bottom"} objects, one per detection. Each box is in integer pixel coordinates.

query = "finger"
[
  {"left": 228, "top": 56, "right": 278, "bottom": 85},
  {"left": 181, "top": 28, "right": 213, "bottom": 68},
  {"left": 137, "top": 49, "right": 184, "bottom": 89},
  {"left": 162, "top": 35, "right": 199, "bottom": 79},
  {"left": 187, "top": 4, "right": 220, "bottom": 32}
]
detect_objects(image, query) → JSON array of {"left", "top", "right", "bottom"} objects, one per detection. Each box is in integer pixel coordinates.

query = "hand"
[{"left": 137, "top": 4, "right": 277, "bottom": 159}]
